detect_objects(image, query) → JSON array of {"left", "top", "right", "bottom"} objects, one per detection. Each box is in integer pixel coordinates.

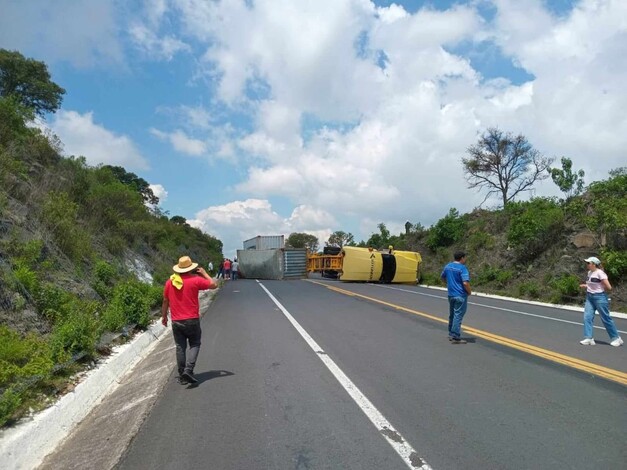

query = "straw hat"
[{"left": 173, "top": 255, "right": 199, "bottom": 273}]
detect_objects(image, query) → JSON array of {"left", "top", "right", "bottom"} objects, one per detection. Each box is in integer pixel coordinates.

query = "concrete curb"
[
  {"left": 0, "top": 319, "right": 168, "bottom": 470},
  {"left": 420, "top": 284, "right": 627, "bottom": 319}
]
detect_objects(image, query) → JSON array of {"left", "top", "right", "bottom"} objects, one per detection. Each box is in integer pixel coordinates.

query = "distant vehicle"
[
  {"left": 308, "top": 246, "right": 422, "bottom": 284},
  {"left": 321, "top": 246, "right": 341, "bottom": 278}
]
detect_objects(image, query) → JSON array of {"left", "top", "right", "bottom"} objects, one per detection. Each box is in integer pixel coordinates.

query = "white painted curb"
[
  {"left": 421, "top": 285, "right": 627, "bottom": 319},
  {"left": 0, "top": 320, "right": 168, "bottom": 470}
]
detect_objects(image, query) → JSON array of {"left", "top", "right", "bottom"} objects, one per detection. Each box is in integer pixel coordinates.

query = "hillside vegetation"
[
  {"left": 354, "top": 170, "right": 627, "bottom": 312},
  {"left": 0, "top": 50, "right": 223, "bottom": 426}
]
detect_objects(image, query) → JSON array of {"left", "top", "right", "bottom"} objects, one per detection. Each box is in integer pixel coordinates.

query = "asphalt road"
[{"left": 112, "top": 278, "right": 626, "bottom": 470}]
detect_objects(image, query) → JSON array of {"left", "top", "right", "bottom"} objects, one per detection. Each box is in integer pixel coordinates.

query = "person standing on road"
[
  {"left": 224, "top": 258, "right": 231, "bottom": 280},
  {"left": 441, "top": 251, "right": 472, "bottom": 344},
  {"left": 231, "top": 258, "right": 239, "bottom": 281},
  {"left": 207, "top": 260, "right": 214, "bottom": 275},
  {"left": 161, "top": 256, "right": 218, "bottom": 384},
  {"left": 579, "top": 256, "right": 623, "bottom": 347}
]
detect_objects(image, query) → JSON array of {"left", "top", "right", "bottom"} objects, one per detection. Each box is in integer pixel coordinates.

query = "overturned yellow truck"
[{"left": 307, "top": 246, "right": 422, "bottom": 283}]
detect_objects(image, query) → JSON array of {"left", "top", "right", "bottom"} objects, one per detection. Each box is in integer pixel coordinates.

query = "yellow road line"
[{"left": 309, "top": 280, "right": 627, "bottom": 386}]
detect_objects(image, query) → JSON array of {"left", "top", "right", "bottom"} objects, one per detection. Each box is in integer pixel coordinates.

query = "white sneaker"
[
  {"left": 580, "top": 338, "right": 595, "bottom": 345},
  {"left": 610, "top": 337, "right": 624, "bottom": 347}
]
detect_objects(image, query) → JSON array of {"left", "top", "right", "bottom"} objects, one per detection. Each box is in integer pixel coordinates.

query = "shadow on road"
[{"left": 186, "top": 370, "right": 235, "bottom": 388}]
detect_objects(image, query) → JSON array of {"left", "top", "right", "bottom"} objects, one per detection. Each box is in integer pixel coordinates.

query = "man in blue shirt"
[{"left": 441, "top": 251, "right": 472, "bottom": 344}]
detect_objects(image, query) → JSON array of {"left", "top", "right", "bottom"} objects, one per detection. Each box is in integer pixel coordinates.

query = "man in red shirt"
[{"left": 161, "top": 256, "right": 218, "bottom": 384}]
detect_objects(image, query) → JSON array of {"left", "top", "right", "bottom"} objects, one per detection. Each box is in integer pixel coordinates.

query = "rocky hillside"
[{"left": 402, "top": 182, "right": 627, "bottom": 313}]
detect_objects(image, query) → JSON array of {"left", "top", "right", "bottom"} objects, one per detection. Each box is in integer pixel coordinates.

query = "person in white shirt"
[
  {"left": 579, "top": 256, "right": 623, "bottom": 347},
  {"left": 231, "top": 259, "right": 239, "bottom": 281}
]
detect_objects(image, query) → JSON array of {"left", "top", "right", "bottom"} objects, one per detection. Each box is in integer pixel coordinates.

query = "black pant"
[{"left": 171, "top": 318, "right": 201, "bottom": 376}]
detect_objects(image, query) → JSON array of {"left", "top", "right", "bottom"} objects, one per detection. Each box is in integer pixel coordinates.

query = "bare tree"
[{"left": 462, "top": 128, "right": 553, "bottom": 207}]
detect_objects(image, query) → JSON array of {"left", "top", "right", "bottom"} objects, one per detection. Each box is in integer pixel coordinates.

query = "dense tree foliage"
[
  {"left": 0, "top": 49, "right": 65, "bottom": 116},
  {"left": 286, "top": 232, "right": 319, "bottom": 252},
  {"left": 425, "top": 209, "right": 466, "bottom": 251},
  {"left": 326, "top": 230, "right": 354, "bottom": 248},
  {"left": 462, "top": 128, "right": 553, "bottom": 207},
  {"left": 365, "top": 223, "right": 391, "bottom": 248},
  {"left": 102, "top": 165, "right": 159, "bottom": 205}
]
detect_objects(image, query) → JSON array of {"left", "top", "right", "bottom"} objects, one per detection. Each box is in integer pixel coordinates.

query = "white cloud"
[
  {"left": 150, "top": 128, "right": 207, "bottom": 156},
  {"left": 0, "top": 0, "right": 124, "bottom": 67},
  {"left": 149, "top": 184, "right": 168, "bottom": 203},
  {"left": 488, "top": 0, "right": 627, "bottom": 182},
  {"left": 178, "top": 0, "right": 625, "bottom": 238},
  {"left": 9, "top": 0, "right": 625, "bottom": 247},
  {"left": 190, "top": 199, "right": 335, "bottom": 258},
  {"left": 129, "top": 23, "right": 190, "bottom": 60},
  {"left": 50, "top": 111, "right": 149, "bottom": 170}
]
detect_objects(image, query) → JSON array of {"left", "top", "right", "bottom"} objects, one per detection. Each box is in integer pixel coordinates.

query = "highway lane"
[
  {"left": 320, "top": 281, "right": 627, "bottom": 373},
  {"left": 118, "top": 279, "right": 627, "bottom": 469}
]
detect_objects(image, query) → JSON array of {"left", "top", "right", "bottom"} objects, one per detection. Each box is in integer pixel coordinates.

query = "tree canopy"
[
  {"left": 286, "top": 232, "right": 319, "bottom": 252},
  {"left": 102, "top": 165, "right": 159, "bottom": 205},
  {"left": 549, "top": 157, "right": 585, "bottom": 200},
  {"left": 365, "top": 223, "right": 391, "bottom": 248},
  {"left": 326, "top": 230, "right": 354, "bottom": 248},
  {"left": 462, "top": 128, "right": 553, "bottom": 207},
  {"left": 0, "top": 49, "right": 65, "bottom": 117}
]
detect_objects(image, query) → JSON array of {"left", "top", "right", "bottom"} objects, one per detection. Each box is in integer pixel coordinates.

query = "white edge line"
[{"left": 256, "top": 280, "right": 432, "bottom": 470}]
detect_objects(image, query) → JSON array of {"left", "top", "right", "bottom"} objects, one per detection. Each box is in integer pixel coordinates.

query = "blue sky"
[{"left": 1, "top": 0, "right": 625, "bottom": 259}]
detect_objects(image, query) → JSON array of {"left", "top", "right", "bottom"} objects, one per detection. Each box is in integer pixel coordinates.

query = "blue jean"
[
  {"left": 583, "top": 293, "right": 619, "bottom": 340},
  {"left": 448, "top": 296, "right": 468, "bottom": 339}
]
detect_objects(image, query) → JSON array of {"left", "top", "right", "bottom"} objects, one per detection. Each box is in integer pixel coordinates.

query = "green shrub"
[
  {"left": 0, "top": 325, "right": 55, "bottom": 427},
  {"left": 35, "top": 283, "right": 73, "bottom": 321},
  {"left": 144, "top": 284, "right": 163, "bottom": 309},
  {"left": 0, "top": 387, "right": 22, "bottom": 427},
  {"left": 475, "top": 266, "right": 513, "bottom": 287},
  {"left": 507, "top": 198, "right": 564, "bottom": 261},
  {"left": 467, "top": 231, "right": 494, "bottom": 252},
  {"left": 50, "top": 300, "right": 101, "bottom": 362},
  {"left": 419, "top": 271, "right": 442, "bottom": 286},
  {"left": 41, "top": 191, "right": 93, "bottom": 261},
  {"left": 12, "top": 264, "right": 39, "bottom": 294},
  {"left": 518, "top": 281, "right": 540, "bottom": 299},
  {"left": 104, "top": 235, "right": 126, "bottom": 256},
  {"left": 600, "top": 248, "right": 627, "bottom": 282},
  {"left": 100, "top": 305, "right": 126, "bottom": 332},
  {"left": 95, "top": 260, "right": 116, "bottom": 284},
  {"left": 426, "top": 208, "right": 466, "bottom": 251},
  {"left": 549, "top": 274, "right": 580, "bottom": 303},
  {"left": 0, "top": 326, "right": 52, "bottom": 373},
  {"left": 583, "top": 168, "right": 627, "bottom": 234},
  {"left": 13, "top": 239, "right": 44, "bottom": 268},
  {"left": 102, "top": 280, "right": 153, "bottom": 331},
  {"left": 93, "top": 260, "right": 117, "bottom": 300}
]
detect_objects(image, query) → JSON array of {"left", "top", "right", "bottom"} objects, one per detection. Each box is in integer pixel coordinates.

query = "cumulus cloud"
[
  {"left": 50, "top": 111, "right": 149, "bottom": 169},
  {"left": 9, "top": 0, "right": 625, "bottom": 249},
  {"left": 173, "top": 0, "right": 626, "bottom": 237},
  {"left": 129, "top": 23, "right": 190, "bottom": 60},
  {"left": 0, "top": 0, "right": 123, "bottom": 67},
  {"left": 150, "top": 128, "right": 207, "bottom": 156},
  {"left": 149, "top": 183, "right": 168, "bottom": 203},
  {"left": 190, "top": 199, "right": 336, "bottom": 258},
  {"left": 487, "top": 0, "right": 627, "bottom": 182}
]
